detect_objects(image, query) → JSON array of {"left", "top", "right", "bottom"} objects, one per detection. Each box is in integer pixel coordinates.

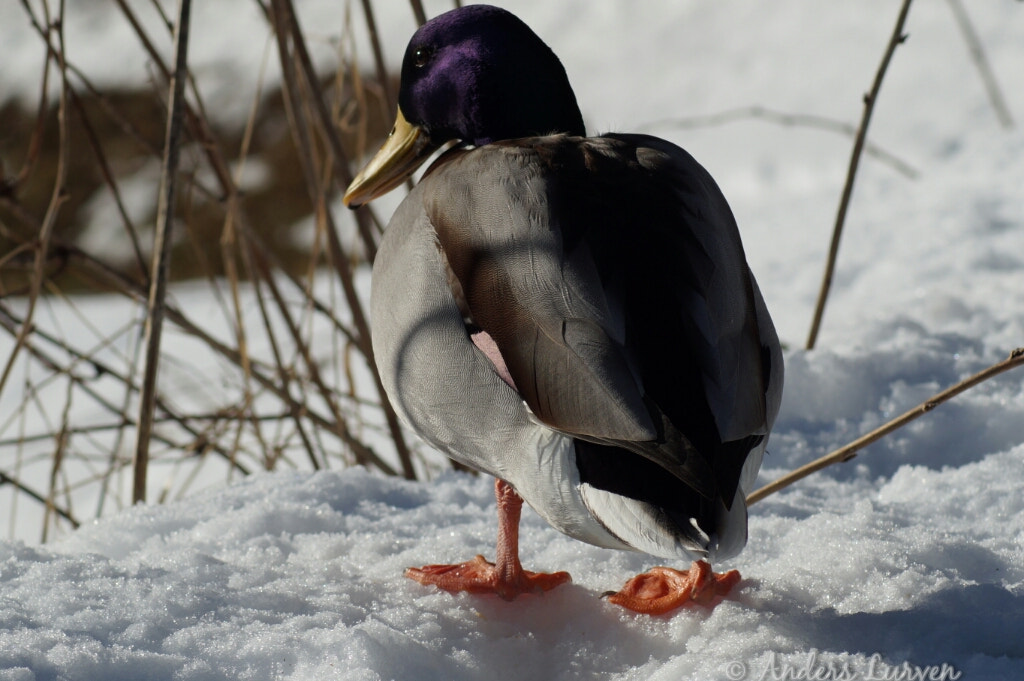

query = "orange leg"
[
  {"left": 606, "top": 561, "right": 740, "bottom": 615},
  {"left": 406, "top": 479, "right": 571, "bottom": 600}
]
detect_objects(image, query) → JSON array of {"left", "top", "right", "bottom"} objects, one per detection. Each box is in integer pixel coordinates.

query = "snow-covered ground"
[{"left": 2, "top": 1, "right": 1024, "bottom": 679}]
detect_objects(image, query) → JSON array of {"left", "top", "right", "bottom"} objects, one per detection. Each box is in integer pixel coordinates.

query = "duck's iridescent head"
[{"left": 344, "top": 5, "right": 585, "bottom": 207}]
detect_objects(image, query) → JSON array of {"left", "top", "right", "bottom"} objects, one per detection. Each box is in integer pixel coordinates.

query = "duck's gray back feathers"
[{"left": 372, "top": 133, "right": 782, "bottom": 561}]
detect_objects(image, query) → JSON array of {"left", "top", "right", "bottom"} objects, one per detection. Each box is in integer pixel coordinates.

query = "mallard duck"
[{"left": 344, "top": 4, "right": 782, "bottom": 614}]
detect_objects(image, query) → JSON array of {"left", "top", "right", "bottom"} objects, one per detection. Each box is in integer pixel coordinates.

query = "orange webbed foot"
[
  {"left": 406, "top": 480, "right": 571, "bottom": 601},
  {"left": 406, "top": 555, "right": 571, "bottom": 601},
  {"left": 606, "top": 560, "right": 740, "bottom": 615}
]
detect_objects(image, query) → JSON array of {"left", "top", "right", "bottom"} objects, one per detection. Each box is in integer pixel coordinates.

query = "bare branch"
[
  {"left": 270, "top": 0, "right": 416, "bottom": 478},
  {"left": 805, "top": 0, "right": 913, "bottom": 350},
  {"left": 0, "top": 3, "right": 70, "bottom": 396},
  {"left": 0, "top": 470, "right": 79, "bottom": 528},
  {"left": 946, "top": 0, "right": 1014, "bottom": 128},
  {"left": 748, "top": 347, "right": 1024, "bottom": 505},
  {"left": 409, "top": 0, "right": 427, "bottom": 26},
  {"left": 643, "top": 106, "right": 918, "bottom": 179},
  {"left": 133, "top": 0, "right": 193, "bottom": 504}
]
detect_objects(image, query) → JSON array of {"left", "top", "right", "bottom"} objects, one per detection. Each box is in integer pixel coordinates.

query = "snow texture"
[{"left": 2, "top": 1, "right": 1024, "bottom": 679}]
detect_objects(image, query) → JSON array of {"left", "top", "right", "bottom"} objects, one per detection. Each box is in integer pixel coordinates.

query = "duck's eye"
[{"left": 412, "top": 46, "right": 433, "bottom": 68}]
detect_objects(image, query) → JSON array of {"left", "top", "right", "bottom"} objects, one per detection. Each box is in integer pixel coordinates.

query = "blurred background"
[{"left": 1, "top": 0, "right": 1021, "bottom": 544}]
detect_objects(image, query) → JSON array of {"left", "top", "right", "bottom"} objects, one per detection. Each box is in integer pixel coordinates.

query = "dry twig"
[
  {"left": 133, "top": 0, "right": 193, "bottom": 504},
  {"left": 0, "top": 2, "right": 70, "bottom": 396},
  {"left": 946, "top": 0, "right": 1014, "bottom": 129},
  {"left": 0, "top": 0, "right": 428, "bottom": 541},
  {"left": 748, "top": 347, "right": 1024, "bottom": 505},
  {"left": 644, "top": 106, "right": 918, "bottom": 179},
  {"left": 270, "top": 0, "right": 415, "bottom": 478},
  {"left": 805, "top": 0, "right": 913, "bottom": 350}
]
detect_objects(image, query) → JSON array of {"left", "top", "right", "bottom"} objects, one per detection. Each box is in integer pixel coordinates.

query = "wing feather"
[{"left": 423, "top": 135, "right": 777, "bottom": 504}]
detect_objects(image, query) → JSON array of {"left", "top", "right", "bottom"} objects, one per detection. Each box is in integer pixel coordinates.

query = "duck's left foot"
[
  {"left": 406, "top": 555, "right": 571, "bottom": 601},
  {"left": 606, "top": 560, "right": 740, "bottom": 614}
]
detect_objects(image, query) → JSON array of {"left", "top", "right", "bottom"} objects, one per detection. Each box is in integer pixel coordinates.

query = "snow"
[
  {"left": 3, "top": 0, "right": 1024, "bottom": 679},
  {"left": 4, "top": 458, "right": 1024, "bottom": 679}
]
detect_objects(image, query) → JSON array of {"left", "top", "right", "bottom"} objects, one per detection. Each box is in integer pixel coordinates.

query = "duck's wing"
[{"left": 423, "top": 134, "right": 779, "bottom": 504}]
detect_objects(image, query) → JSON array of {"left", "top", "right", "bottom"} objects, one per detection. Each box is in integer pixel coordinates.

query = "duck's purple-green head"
[
  {"left": 399, "top": 5, "right": 584, "bottom": 146},
  {"left": 344, "top": 5, "right": 585, "bottom": 207}
]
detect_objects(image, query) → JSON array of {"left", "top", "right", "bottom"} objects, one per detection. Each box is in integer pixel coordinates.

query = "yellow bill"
[{"left": 343, "top": 108, "right": 440, "bottom": 208}]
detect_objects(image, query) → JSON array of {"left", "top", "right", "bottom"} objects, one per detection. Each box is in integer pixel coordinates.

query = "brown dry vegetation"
[
  {"left": 1, "top": 78, "right": 395, "bottom": 292},
  {"left": 0, "top": 0, "right": 421, "bottom": 542}
]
